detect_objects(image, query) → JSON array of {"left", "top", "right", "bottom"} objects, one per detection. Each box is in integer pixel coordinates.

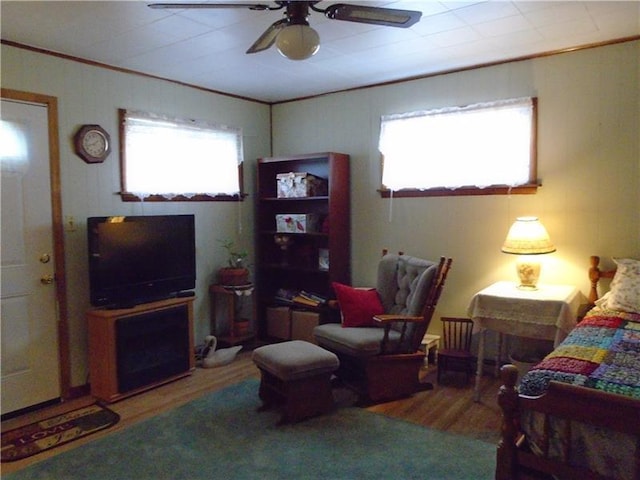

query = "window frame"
[
  {"left": 378, "top": 97, "right": 539, "bottom": 198},
  {"left": 118, "top": 109, "right": 246, "bottom": 202}
]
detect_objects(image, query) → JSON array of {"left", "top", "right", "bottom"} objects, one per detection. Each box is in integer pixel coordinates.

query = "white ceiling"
[{"left": 2, "top": 1, "right": 639, "bottom": 103}]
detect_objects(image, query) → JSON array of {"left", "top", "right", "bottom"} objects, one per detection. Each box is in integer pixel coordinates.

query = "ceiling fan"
[{"left": 147, "top": 1, "right": 422, "bottom": 60}]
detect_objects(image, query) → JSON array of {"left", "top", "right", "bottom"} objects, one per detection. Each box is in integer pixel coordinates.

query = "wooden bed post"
[
  {"left": 588, "top": 255, "right": 617, "bottom": 304},
  {"left": 496, "top": 364, "right": 520, "bottom": 480},
  {"left": 588, "top": 255, "right": 602, "bottom": 304}
]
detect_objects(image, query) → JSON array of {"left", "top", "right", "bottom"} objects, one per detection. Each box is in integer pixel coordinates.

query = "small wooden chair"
[{"left": 437, "top": 317, "right": 474, "bottom": 384}]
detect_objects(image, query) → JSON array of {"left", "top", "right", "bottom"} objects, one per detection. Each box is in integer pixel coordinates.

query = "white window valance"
[
  {"left": 122, "top": 110, "right": 243, "bottom": 199},
  {"left": 379, "top": 97, "right": 535, "bottom": 191}
]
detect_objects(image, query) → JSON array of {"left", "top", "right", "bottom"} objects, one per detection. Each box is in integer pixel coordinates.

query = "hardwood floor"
[{"left": 1, "top": 352, "right": 503, "bottom": 475}]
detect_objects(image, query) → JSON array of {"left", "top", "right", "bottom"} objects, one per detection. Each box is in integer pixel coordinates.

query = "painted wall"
[
  {"left": 2, "top": 40, "right": 639, "bottom": 388},
  {"left": 272, "top": 40, "right": 640, "bottom": 336},
  {"left": 1, "top": 44, "right": 271, "bottom": 387}
]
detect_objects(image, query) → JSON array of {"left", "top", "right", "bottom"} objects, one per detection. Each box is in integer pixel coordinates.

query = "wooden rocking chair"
[{"left": 314, "top": 252, "right": 452, "bottom": 403}]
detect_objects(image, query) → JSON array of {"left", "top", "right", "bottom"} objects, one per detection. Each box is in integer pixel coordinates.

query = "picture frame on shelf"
[{"left": 318, "top": 248, "right": 330, "bottom": 270}]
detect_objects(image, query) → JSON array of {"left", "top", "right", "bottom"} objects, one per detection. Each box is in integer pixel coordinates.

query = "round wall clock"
[{"left": 74, "top": 124, "right": 111, "bottom": 164}]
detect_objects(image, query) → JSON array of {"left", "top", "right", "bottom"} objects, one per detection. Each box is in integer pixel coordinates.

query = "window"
[
  {"left": 0, "top": 119, "right": 29, "bottom": 174},
  {"left": 120, "top": 109, "right": 244, "bottom": 201},
  {"left": 378, "top": 97, "right": 537, "bottom": 197}
]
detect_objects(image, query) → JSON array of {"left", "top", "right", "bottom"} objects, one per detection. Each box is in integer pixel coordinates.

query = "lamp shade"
[
  {"left": 501, "top": 216, "right": 556, "bottom": 255},
  {"left": 276, "top": 24, "right": 320, "bottom": 60}
]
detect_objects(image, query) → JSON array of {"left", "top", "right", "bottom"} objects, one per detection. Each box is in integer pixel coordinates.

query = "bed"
[{"left": 496, "top": 256, "right": 640, "bottom": 480}]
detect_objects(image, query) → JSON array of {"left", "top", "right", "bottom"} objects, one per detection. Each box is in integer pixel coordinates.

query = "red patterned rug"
[{"left": 1, "top": 404, "right": 120, "bottom": 462}]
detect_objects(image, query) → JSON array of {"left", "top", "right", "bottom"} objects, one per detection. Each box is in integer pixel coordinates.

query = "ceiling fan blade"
[
  {"left": 323, "top": 3, "right": 421, "bottom": 28},
  {"left": 246, "top": 18, "right": 288, "bottom": 54},
  {"left": 148, "top": 3, "right": 273, "bottom": 11}
]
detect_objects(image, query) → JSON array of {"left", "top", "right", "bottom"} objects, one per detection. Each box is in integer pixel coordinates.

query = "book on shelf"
[
  {"left": 292, "top": 290, "right": 327, "bottom": 308},
  {"left": 274, "top": 288, "right": 328, "bottom": 308},
  {"left": 274, "top": 288, "right": 296, "bottom": 305},
  {"left": 299, "top": 290, "right": 328, "bottom": 304},
  {"left": 292, "top": 295, "right": 320, "bottom": 307}
]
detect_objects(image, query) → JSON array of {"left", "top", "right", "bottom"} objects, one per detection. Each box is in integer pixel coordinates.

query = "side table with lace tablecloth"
[{"left": 467, "top": 281, "right": 582, "bottom": 401}]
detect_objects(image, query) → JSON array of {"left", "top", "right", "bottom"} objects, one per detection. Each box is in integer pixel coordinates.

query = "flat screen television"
[{"left": 88, "top": 214, "right": 196, "bottom": 308}]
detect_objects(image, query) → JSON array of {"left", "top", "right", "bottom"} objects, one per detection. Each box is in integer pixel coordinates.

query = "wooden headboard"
[{"left": 588, "top": 255, "right": 617, "bottom": 304}]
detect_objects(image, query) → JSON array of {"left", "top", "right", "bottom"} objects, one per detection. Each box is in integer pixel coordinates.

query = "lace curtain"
[
  {"left": 379, "top": 97, "right": 534, "bottom": 191},
  {"left": 123, "top": 110, "right": 243, "bottom": 198}
]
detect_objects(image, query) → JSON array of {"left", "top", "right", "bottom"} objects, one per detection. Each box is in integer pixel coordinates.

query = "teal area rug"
[{"left": 4, "top": 380, "right": 495, "bottom": 479}]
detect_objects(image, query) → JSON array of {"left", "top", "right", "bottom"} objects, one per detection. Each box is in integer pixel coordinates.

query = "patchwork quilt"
[
  {"left": 518, "top": 306, "right": 640, "bottom": 480},
  {"left": 519, "top": 306, "right": 640, "bottom": 399}
]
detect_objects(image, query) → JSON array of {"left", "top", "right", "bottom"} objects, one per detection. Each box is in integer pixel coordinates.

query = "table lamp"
[{"left": 501, "top": 216, "right": 556, "bottom": 290}]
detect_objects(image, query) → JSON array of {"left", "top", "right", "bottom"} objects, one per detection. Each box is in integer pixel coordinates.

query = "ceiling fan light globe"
[{"left": 276, "top": 24, "right": 320, "bottom": 60}]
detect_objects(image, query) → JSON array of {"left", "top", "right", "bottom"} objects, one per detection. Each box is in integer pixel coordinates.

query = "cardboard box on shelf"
[
  {"left": 266, "top": 306, "right": 291, "bottom": 340},
  {"left": 275, "top": 214, "right": 319, "bottom": 233},
  {"left": 276, "top": 172, "right": 327, "bottom": 198},
  {"left": 291, "top": 309, "right": 320, "bottom": 344}
]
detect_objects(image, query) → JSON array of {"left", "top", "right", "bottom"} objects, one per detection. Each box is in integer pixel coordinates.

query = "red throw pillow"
[{"left": 332, "top": 282, "right": 384, "bottom": 328}]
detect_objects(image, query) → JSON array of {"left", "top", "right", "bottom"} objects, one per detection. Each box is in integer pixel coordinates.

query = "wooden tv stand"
[{"left": 87, "top": 297, "right": 195, "bottom": 403}]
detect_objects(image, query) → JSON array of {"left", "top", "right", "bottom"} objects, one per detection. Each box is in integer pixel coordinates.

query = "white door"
[{"left": 1, "top": 98, "right": 61, "bottom": 414}]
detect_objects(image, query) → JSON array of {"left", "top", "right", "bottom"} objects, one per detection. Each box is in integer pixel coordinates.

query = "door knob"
[
  {"left": 40, "top": 275, "right": 54, "bottom": 285},
  {"left": 40, "top": 253, "right": 51, "bottom": 264}
]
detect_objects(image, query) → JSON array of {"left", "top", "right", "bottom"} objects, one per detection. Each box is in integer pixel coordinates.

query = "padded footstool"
[{"left": 252, "top": 340, "right": 339, "bottom": 424}]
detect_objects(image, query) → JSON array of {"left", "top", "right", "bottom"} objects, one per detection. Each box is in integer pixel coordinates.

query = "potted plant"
[{"left": 218, "top": 239, "right": 250, "bottom": 286}]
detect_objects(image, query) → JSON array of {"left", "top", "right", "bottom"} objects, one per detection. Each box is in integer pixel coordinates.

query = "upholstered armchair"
[{"left": 314, "top": 253, "right": 452, "bottom": 403}]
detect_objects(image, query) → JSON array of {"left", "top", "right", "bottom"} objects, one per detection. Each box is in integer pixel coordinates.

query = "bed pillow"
[
  {"left": 594, "top": 291, "right": 610, "bottom": 307},
  {"left": 606, "top": 258, "right": 640, "bottom": 313},
  {"left": 332, "top": 282, "right": 384, "bottom": 327}
]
